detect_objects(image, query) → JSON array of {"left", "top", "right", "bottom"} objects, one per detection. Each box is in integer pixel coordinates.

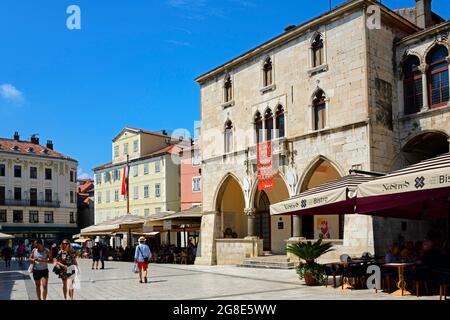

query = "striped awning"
[
  {"left": 356, "top": 153, "right": 450, "bottom": 217},
  {"left": 270, "top": 174, "right": 377, "bottom": 216}
]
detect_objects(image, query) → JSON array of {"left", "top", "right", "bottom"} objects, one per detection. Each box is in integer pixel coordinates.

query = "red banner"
[{"left": 257, "top": 140, "right": 274, "bottom": 191}]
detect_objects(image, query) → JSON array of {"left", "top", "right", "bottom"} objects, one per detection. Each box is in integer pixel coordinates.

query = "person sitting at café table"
[{"left": 385, "top": 243, "right": 401, "bottom": 263}]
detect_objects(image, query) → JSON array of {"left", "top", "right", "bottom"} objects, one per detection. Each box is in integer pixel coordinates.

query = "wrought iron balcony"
[{"left": 1, "top": 199, "right": 61, "bottom": 208}]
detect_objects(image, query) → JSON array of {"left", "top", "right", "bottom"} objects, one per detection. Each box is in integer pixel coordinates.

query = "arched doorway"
[
  {"left": 255, "top": 191, "right": 271, "bottom": 251},
  {"left": 253, "top": 174, "right": 291, "bottom": 254},
  {"left": 215, "top": 175, "right": 246, "bottom": 239},
  {"left": 392, "top": 131, "right": 449, "bottom": 170},
  {"left": 300, "top": 158, "right": 342, "bottom": 239}
]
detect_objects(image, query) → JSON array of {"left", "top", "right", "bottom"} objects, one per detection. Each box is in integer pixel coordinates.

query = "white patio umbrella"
[{"left": 0, "top": 232, "right": 15, "bottom": 240}]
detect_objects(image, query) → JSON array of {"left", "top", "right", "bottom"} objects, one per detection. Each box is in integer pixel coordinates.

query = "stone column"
[
  {"left": 292, "top": 216, "right": 302, "bottom": 238},
  {"left": 244, "top": 208, "right": 257, "bottom": 239},
  {"left": 419, "top": 64, "right": 429, "bottom": 112}
]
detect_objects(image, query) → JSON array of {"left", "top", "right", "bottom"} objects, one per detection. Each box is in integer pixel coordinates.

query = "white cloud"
[
  {"left": 0, "top": 84, "right": 24, "bottom": 103},
  {"left": 167, "top": 0, "right": 224, "bottom": 20},
  {"left": 166, "top": 39, "right": 192, "bottom": 47}
]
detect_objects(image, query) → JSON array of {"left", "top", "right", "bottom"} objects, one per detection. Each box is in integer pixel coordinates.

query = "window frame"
[
  {"left": 312, "top": 90, "right": 328, "bottom": 131},
  {"left": 29, "top": 211, "right": 39, "bottom": 224},
  {"left": 192, "top": 177, "right": 201, "bottom": 192},
  {"left": 224, "top": 121, "right": 234, "bottom": 154},
  {"left": 30, "top": 166, "right": 38, "bottom": 179},
  {"left": 70, "top": 212, "right": 76, "bottom": 224},
  {"left": 14, "top": 165, "right": 22, "bottom": 178},
  {"left": 13, "top": 210, "right": 23, "bottom": 223},
  {"left": 263, "top": 57, "right": 273, "bottom": 88},
  {"left": 275, "top": 106, "right": 285, "bottom": 138},
  {"left": 403, "top": 56, "right": 423, "bottom": 115},
  {"left": 144, "top": 185, "right": 150, "bottom": 198},
  {"left": 155, "top": 183, "right": 161, "bottom": 198},
  {"left": 0, "top": 210, "right": 6, "bottom": 223},
  {"left": 311, "top": 34, "right": 324, "bottom": 68},
  {"left": 45, "top": 168, "right": 52, "bottom": 180},
  {"left": 44, "top": 211, "right": 54, "bottom": 224}
]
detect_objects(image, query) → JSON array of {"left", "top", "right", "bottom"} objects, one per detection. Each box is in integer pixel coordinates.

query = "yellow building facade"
[{"left": 93, "top": 128, "right": 181, "bottom": 223}]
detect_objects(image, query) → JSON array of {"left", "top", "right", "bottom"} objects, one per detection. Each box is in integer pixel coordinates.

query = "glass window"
[
  {"left": 13, "top": 210, "right": 23, "bottom": 223},
  {"left": 95, "top": 174, "right": 101, "bottom": 185},
  {"left": 427, "top": 46, "right": 449, "bottom": 108},
  {"left": 155, "top": 184, "right": 161, "bottom": 198},
  {"left": 263, "top": 58, "right": 273, "bottom": 87},
  {"left": 115, "top": 190, "right": 119, "bottom": 202},
  {"left": 14, "top": 187, "right": 21, "bottom": 201},
  {"left": 276, "top": 106, "right": 285, "bottom": 138},
  {"left": 144, "top": 162, "right": 149, "bottom": 175},
  {"left": 106, "top": 191, "right": 110, "bottom": 203},
  {"left": 144, "top": 185, "right": 149, "bottom": 198},
  {"left": 70, "top": 191, "right": 75, "bottom": 203},
  {"left": 312, "top": 34, "right": 324, "bottom": 68},
  {"left": 313, "top": 90, "right": 327, "bottom": 130},
  {"left": 133, "top": 186, "right": 139, "bottom": 199},
  {"left": 70, "top": 212, "right": 76, "bottom": 224},
  {"left": 144, "top": 209, "right": 150, "bottom": 217},
  {"left": 133, "top": 140, "right": 139, "bottom": 153},
  {"left": 70, "top": 171, "right": 74, "bottom": 182},
  {"left": 155, "top": 161, "right": 161, "bottom": 173},
  {"left": 29, "top": 211, "right": 39, "bottom": 224},
  {"left": 45, "top": 189, "right": 52, "bottom": 202},
  {"left": 192, "top": 177, "right": 201, "bottom": 192},
  {"left": 133, "top": 165, "right": 138, "bottom": 177},
  {"left": 0, "top": 164, "right": 5, "bottom": 176},
  {"left": 97, "top": 191, "right": 102, "bottom": 204},
  {"left": 123, "top": 143, "right": 129, "bottom": 155},
  {"left": 114, "top": 145, "right": 119, "bottom": 158},
  {"left": 30, "top": 167, "right": 37, "bottom": 179},
  {"left": 224, "top": 121, "right": 233, "bottom": 154},
  {"left": 44, "top": 212, "right": 54, "bottom": 224},
  {"left": 0, "top": 210, "right": 6, "bottom": 223},
  {"left": 224, "top": 76, "right": 233, "bottom": 102},
  {"left": 14, "top": 165, "right": 21, "bottom": 178},
  {"left": 45, "top": 168, "right": 52, "bottom": 180},
  {"left": 254, "top": 112, "right": 263, "bottom": 144},
  {"left": 265, "top": 109, "right": 274, "bottom": 141},
  {"left": 192, "top": 149, "right": 201, "bottom": 166},
  {"left": 155, "top": 207, "right": 161, "bottom": 215}
]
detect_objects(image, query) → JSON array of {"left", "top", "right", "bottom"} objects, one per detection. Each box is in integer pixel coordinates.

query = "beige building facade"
[
  {"left": 195, "top": 0, "right": 450, "bottom": 265},
  {"left": 0, "top": 133, "right": 79, "bottom": 243},
  {"left": 93, "top": 128, "right": 181, "bottom": 224}
]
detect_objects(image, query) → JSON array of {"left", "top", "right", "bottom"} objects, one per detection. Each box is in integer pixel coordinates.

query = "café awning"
[
  {"left": 0, "top": 232, "right": 14, "bottom": 240},
  {"left": 270, "top": 174, "right": 377, "bottom": 216},
  {"left": 356, "top": 153, "right": 450, "bottom": 218},
  {"left": 80, "top": 215, "right": 147, "bottom": 236}
]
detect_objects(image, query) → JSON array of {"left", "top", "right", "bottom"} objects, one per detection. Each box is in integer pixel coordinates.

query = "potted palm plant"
[{"left": 286, "top": 239, "right": 334, "bottom": 286}]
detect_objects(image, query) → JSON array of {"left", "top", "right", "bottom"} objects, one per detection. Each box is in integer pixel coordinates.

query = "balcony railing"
[{"left": 1, "top": 199, "right": 61, "bottom": 208}]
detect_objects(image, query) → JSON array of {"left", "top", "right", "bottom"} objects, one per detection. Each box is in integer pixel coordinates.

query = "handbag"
[
  {"left": 132, "top": 263, "right": 138, "bottom": 274},
  {"left": 53, "top": 265, "right": 62, "bottom": 275},
  {"left": 138, "top": 246, "right": 149, "bottom": 264}
]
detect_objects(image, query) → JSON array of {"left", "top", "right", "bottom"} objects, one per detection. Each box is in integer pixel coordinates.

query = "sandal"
[{"left": 144, "top": 277, "right": 148, "bottom": 283}]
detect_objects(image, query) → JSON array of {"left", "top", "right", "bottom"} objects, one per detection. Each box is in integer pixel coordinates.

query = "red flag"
[
  {"left": 121, "top": 166, "right": 128, "bottom": 196},
  {"left": 257, "top": 140, "right": 274, "bottom": 191}
]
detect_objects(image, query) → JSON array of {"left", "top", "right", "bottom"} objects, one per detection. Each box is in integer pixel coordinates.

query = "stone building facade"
[
  {"left": 195, "top": 0, "right": 449, "bottom": 265},
  {"left": 0, "top": 132, "right": 79, "bottom": 244}
]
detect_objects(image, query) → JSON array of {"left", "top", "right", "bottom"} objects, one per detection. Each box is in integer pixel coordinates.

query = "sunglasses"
[{"left": 62, "top": 243, "right": 69, "bottom": 245}]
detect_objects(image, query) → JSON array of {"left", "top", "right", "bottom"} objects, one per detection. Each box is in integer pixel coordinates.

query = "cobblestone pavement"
[{"left": 0, "top": 259, "right": 440, "bottom": 300}]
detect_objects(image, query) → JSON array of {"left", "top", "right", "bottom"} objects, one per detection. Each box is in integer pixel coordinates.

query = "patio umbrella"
[
  {"left": 0, "top": 232, "right": 14, "bottom": 240},
  {"left": 355, "top": 153, "right": 450, "bottom": 218},
  {"left": 270, "top": 174, "right": 378, "bottom": 216}
]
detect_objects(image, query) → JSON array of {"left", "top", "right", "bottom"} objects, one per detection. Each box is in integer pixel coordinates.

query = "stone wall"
[{"left": 215, "top": 239, "right": 263, "bottom": 265}]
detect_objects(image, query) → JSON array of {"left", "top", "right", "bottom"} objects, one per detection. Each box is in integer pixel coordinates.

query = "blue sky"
[{"left": 0, "top": 0, "right": 449, "bottom": 178}]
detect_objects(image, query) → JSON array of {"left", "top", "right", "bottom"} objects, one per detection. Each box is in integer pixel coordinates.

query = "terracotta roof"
[
  {"left": 0, "top": 138, "right": 77, "bottom": 162},
  {"left": 78, "top": 180, "right": 94, "bottom": 193},
  {"left": 93, "top": 144, "right": 181, "bottom": 171},
  {"left": 112, "top": 127, "right": 189, "bottom": 143}
]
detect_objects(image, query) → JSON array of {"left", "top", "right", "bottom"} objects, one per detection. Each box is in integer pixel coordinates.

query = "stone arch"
[
  {"left": 310, "top": 31, "right": 324, "bottom": 45},
  {"left": 391, "top": 130, "right": 449, "bottom": 170},
  {"left": 212, "top": 172, "right": 243, "bottom": 211},
  {"left": 423, "top": 41, "right": 450, "bottom": 61},
  {"left": 297, "top": 155, "right": 345, "bottom": 194},
  {"left": 249, "top": 172, "right": 290, "bottom": 209},
  {"left": 310, "top": 87, "right": 327, "bottom": 102}
]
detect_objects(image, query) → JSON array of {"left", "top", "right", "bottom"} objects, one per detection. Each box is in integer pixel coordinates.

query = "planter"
[{"left": 303, "top": 273, "right": 317, "bottom": 286}]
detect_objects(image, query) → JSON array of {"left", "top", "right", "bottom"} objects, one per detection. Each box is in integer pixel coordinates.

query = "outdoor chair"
[
  {"left": 405, "top": 266, "right": 430, "bottom": 297},
  {"left": 173, "top": 253, "right": 181, "bottom": 264},
  {"left": 432, "top": 268, "right": 450, "bottom": 300},
  {"left": 325, "top": 264, "right": 342, "bottom": 288},
  {"left": 180, "top": 252, "right": 188, "bottom": 265},
  {"left": 341, "top": 262, "right": 366, "bottom": 290}
]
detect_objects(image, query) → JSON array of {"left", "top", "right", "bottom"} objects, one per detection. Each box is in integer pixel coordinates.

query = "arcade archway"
[{"left": 300, "top": 158, "right": 342, "bottom": 239}]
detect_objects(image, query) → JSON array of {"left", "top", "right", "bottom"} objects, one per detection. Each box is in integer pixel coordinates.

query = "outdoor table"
[{"left": 383, "top": 263, "right": 416, "bottom": 296}]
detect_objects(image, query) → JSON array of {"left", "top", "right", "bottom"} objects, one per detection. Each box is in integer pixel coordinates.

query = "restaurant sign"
[{"left": 257, "top": 140, "right": 274, "bottom": 191}]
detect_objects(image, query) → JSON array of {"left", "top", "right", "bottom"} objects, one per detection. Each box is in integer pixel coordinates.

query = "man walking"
[
  {"left": 1, "top": 245, "right": 12, "bottom": 268},
  {"left": 134, "top": 237, "right": 151, "bottom": 284}
]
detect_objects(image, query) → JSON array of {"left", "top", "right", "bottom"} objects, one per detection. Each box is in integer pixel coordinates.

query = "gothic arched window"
[
  {"left": 403, "top": 55, "right": 423, "bottom": 115},
  {"left": 427, "top": 45, "right": 449, "bottom": 108},
  {"left": 313, "top": 90, "right": 327, "bottom": 130},
  {"left": 263, "top": 58, "right": 273, "bottom": 87}
]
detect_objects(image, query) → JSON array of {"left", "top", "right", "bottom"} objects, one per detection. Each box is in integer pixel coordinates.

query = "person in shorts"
[
  {"left": 29, "top": 240, "right": 52, "bottom": 300},
  {"left": 91, "top": 241, "right": 102, "bottom": 270},
  {"left": 134, "top": 237, "right": 152, "bottom": 284}
]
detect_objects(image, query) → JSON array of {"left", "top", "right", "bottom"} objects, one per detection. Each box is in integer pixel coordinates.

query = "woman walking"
[
  {"left": 54, "top": 240, "right": 78, "bottom": 300},
  {"left": 29, "top": 240, "right": 52, "bottom": 300}
]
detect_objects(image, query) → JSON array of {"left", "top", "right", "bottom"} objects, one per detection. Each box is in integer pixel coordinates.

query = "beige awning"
[
  {"left": 270, "top": 174, "right": 377, "bottom": 216},
  {"left": 80, "top": 214, "right": 147, "bottom": 236},
  {"left": 149, "top": 206, "right": 203, "bottom": 222},
  {"left": 0, "top": 232, "right": 14, "bottom": 240},
  {"left": 74, "top": 238, "right": 91, "bottom": 243}
]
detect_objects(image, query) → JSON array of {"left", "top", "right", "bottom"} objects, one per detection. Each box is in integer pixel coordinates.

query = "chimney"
[
  {"left": 415, "top": 0, "right": 433, "bottom": 29},
  {"left": 46, "top": 140, "right": 54, "bottom": 150},
  {"left": 13, "top": 131, "right": 20, "bottom": 141},
  {"left": 30, "top": 135, "right": 39, "bottom": 145}
]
